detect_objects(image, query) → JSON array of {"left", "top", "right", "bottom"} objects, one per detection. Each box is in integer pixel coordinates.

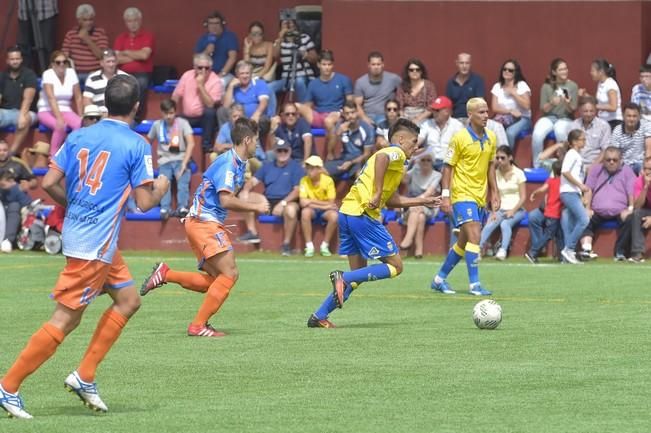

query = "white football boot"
[{"left": 64, "top": 371, "right": 108, "bottom": 412}]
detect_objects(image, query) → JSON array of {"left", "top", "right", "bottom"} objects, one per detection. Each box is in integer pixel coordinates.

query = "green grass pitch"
[{"left": 1, "top": 251, "right": 650, "bottom": 432}]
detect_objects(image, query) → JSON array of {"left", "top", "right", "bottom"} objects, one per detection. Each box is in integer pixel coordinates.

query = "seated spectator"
[
  {"left": 354, "top": 51, "right": 401, "bottom": 126},
  {"left": 81, "top": 103, "right": 102, "bottom": 127},
  {"left": 324, "top": 100, "right": 374, "bottom": 180},
  {"left": 114, "top": 7, "right": 154, "bottom": 122},
  {"left": 243, "top": 21, "right": 275, "bottom": 81},
  {"left": 83, "top": 49, "right": 127, "bottom": 112},
  {"left": 215, "top": 103, "right": 264, "bottom": 171},
  {"left": 571, "top": 96, "right": 611, "bottom": 166},
  {"left": 299, "top": 155, "right": 338, "bottom": 257},
  {"left": 297, "top": 50, "right": 353, "bottom": 155},
  {"left": 445, "top": 52, "right": 486, "bottom": 121},
  {"left": 579, "top": 59, "right": 622, "bottom": 130},
  {"left": 146, "top": 99, "right": 195, "bottom": 220},
  {"left": 631, "top": 64, "right": 651, "bottom": 121},
  {"left": 375, "top": 99, "right": 400, "bottom": 149},
  {"left": 629, "top": 156, "right": 651, "bottom": 262},
  {"left": 479, "top": 145, "right": 527, "bottom": 260},
  {"left": 269, "top": 16, "right": 318, "bottom": 103},
  {"left": 195, "top": 11, "right": 238, "bottom": 86},
  {"left": 537, "top": 140, "right": 569, "bottom": 173},
  {"left": 490, "top": 59, "right": 532, "bottom": 149},
  {"left": 417, "top": 96, "right": 464, "bottom": 171},
  {"left": 532, "top": 58, "right": 578, "bottom": 167},
  {"left": 0, "top": 46, "right": 38, "bottom": 155},
  {"left": 486, "top": 118, "right": 509, "bottom": 148},
  {"left": 578, "top": 146, "right": 635, "bottom": 260},
  {"left": 396, "top": 58, "right": 436, "bottom": 125},
  {"left": 61, "top": 4, "right": 108, "bottom": 84},
  {"left": 525, "top": 161, "right": 563, "bottom": 264},
  {"left": 240, "top": 140, "right": 304, "bottom": 254},
  {"left": 172, "top": 53, "right": 223, "bottom": 153},
  {"left": 37, "top": 51, "right": 82, "bottom": 156},
  {"left": 268, "top": 102, "right": 313, "bottom": 161},
  {"left": 560, "top": 129, "right": 591, "bottom": 264},
  {"left": 611, "top": 102, "right": 651, "bottom": 175},
  {"left": 399, "top": 154, "right": 441, "bottom": 258},
  {"left": 21, "top": 140, "right": 50, "bottom": 169}
]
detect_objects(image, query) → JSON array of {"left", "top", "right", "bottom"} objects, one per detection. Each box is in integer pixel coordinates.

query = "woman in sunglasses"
[
  {"left": 375, "top": 99, "right": 400, "bottom": 148},
  {"left": 243, "top": 21, "right": 275, "bottom": 81},
  {"left": 36, "top": 50, "right": 82, "bottom": 155},
  {"left": 479, "top": 145, "right": 527, "bottom": 260},
  {"left": 490, "top": 59, "right": 531, "bottom": 149},
  {"left": 396, "top": 58, "right": 436, "bottom": 125}
]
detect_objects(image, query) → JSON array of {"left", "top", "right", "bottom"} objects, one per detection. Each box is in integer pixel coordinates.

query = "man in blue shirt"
[
  {"left": 194, "top": 11, "right": 238, "bottom": 86},
  {"left": 445, "top": 53, "right": 486, "bottom": 120},
  {"left": 268, "top": 102, "right": 314, "bottom": 161}
]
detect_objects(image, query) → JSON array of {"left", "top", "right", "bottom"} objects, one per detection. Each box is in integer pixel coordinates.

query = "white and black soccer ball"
[{"left": 472, "top": 299, "right": 502, "bottom": 330}]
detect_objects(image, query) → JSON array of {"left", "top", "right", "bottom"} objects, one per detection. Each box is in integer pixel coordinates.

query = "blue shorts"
[
  {"left": 0, "top": 108, "right": 36, "bottom": 128},
  {"left": 338, "top": 212, "right": 397, "bottom": 259},
  {"left": 452, "top": 201, "right": 486, "bottom": 228}
]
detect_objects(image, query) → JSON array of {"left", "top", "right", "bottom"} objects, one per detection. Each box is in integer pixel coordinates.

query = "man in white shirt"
[{"left": 416, "top": 96, "right": 463, "bottom": 170}]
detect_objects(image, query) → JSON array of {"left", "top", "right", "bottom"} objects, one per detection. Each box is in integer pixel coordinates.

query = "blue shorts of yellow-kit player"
[
  {"left": 452, "top": 201, "right": 487, "bottom": 229},
  {"left": 338, "top": 212, "right": 397, "bottom": 259}
]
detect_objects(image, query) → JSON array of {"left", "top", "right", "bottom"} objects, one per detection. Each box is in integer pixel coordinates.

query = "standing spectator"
[
  {"left": 571, "top": 96, "right": 611, "bottom": 165},
  {"left": 399, "top": 154, "right": 441, "bottom": 258},
  {"left": 172, "top": 53, "right": 223, "bottom": 153},
  {"left": 146, "top": 99, "right": 195, "bottom": 220},
  {"left": 61, "top": 4, "right": 108, "bottom": 84},
  {"left": 269, "top": 17, "right": 318, "bottom": 103},
  {"left": 114, "top": 7, "right": 155, "bottom": 122},
  {"left": 17, "top": 0, "right": 58, "bottom": 73},
  {"left": 578, "top": 147, "right": 635, "bottom": 260},
  {"left": 82, "top": 49, "right": 128, "bottom": 111},
  {"left": 37, "top": 51, "right": 82, "bottom": 156},
  {"left": 631, "top": 64, "right": 651, "bottom": 121},
  {"left": 479, "top": 145, "right": 527, "bottom": 260},
  {"left": 531, "top": 58, "right": 578, "bottom": 167},
  {"left": 324, "top": 100, "right": 374, "bottom": 180},
  {"left": 580, "top": 59, "right": 622, "bottom": 130},
  {"left": 375, "top": 99, "right": 400, "bottom": 149},
  {"left": 611, "top": 102, "right": 651, "bottom": 175},
  {"left": 396, "top": 58, "right": 436, "bottom": 125},
  {"left": 0, "top": 46, "right": 38, "bottom": 155},
  {"left": 243, "top": 21, "right": 274, "bottom": 81},
  {"left": 490, "top": 59, "right": 532, "bottom": 149},
  {"left": 268, "top": 102, "right": 313, "bottom": 161},
  {"left": 417, "top": 96, "right": 464, "bottom": 171},
  {"left": 195, "top": 11, "right": 238, "bottom": 86},
  {"left": 299, "top": 155, "right": 338, "bottom": 257},
  {"left": 629, "top": 157, "right": 651, "bottom": 262},
  {"left": 559, "top": 129, "right": 591, "bottom": 264},
  {"left": 354, "top": 51, "right": 401, "bottom": 126},
  {"left": 445, "top": 52, "right": 485, "bottom": 121}
]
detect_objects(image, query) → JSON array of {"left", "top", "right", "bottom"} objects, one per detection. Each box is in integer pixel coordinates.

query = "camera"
[{"left": 279, "top": 8, "right": 296, "bottom": 21}]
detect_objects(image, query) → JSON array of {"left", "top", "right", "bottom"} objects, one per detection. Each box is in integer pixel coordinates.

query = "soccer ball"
[{"left": 472, "top": 300, "right": 502, "bottom": 330}]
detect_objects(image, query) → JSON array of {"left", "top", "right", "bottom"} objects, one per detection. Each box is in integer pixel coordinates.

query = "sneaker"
[
  {"left": 561, "top": 248, "right": 582, "bottom": 265},
  {"left": 304, "top": 245, "right": 314, "bottom": 257},
  {"left": 0, "top": 384, "right": 32, "bottom": 419},
  {"left": 0, "top": 239, "right": 12, "bottom": 253},
  {"left": 160, "top": 209, "right": 170, "bottom": 221},
  {"left": 469, "top": 285, "right": 492, "bottom": 296},
  {"left": 613, "top": 253, "right": 626, "bottom": 262},
  {"left": 629, "top": 255, "right": 646, "bottom": 264},
  {"left": 320, "top": 244, "right": 332, "bottom": 257},
  {"left": 238, "top": 231, "right": 261, "bottom": 244},
  {"left": 329, "top": 270, "right": 346, "bottom": 308},
  {"left": 187, "top": 323, "right": 226, "bottom": 337},
  {"left": 524, "top": 252, "right": 539, "bottom": 264},
  {"left": 579, "top": 249, "right": 598, "bottom": 260},
  {"left": 307, "top": 314, "right": 336, "bottom": 328},
  {"left": 64, "top": 371, "right": 108, "bottom": 412},
  {"left": 281, "top": 243, "right": 291, "bottom": 256},
  {"left": 176, "top": 207, "right": 189, "bottom": 218},
  {"left": 495, "top": 248, "right": 507, "bottom": 261},
  {"left": 140, "top": 262, "right": 169, "bottom": 296},
  {"left": 431, "top": 279, "right": 456, "bottom": 294}
]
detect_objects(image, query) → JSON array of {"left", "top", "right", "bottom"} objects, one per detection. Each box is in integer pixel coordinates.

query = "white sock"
[
  {"left": 320, "top": 241, "right": 329, "bottom": 248},
  {"left": 434, "top": 275, "right": 444, "bottom": 284},
  {"left": 306, "top": 242, "right": 314, "bottom": 249},
  {"left": 582, "top": 243, "right": 592, "bottom": 251}
]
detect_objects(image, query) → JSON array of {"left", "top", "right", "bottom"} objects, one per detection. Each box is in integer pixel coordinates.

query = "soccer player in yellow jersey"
[
  {"left": 431, "top": 97, "right": 500, "bottom": 296},
  {"left": 308, "top": 118, "right": 440, "bottom": 328}
]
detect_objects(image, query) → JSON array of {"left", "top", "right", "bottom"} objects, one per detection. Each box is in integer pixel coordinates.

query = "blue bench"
[
  {"left": 311, "top": 128, "right": 326, "bottom": 137},
  {"left": 524, "top": 168, "right": 549, "bottom": 183},
  {"left": 258, "top": 215, "right": 283, "bottom": 224},
  {"left": 152, "top": 79, "right": 179, "bottom": 94}
]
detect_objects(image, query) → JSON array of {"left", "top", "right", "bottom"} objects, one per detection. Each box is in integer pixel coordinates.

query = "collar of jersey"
[{"left": 466, "top": 125, "right": 489, "bottom": 150}]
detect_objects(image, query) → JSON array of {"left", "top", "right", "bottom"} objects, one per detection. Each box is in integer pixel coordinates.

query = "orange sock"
[
  {"left": 167, "top": 270, "right": 214, "bottom": 293},
  {"left": 191, "top": 274, "right": 236, "bottom": 326},
  {"left": 77, "top": 309, "right": 128, "bottom": 383},
  {"left": 1, "top": 323, "right": 65, "bottom": 393}
]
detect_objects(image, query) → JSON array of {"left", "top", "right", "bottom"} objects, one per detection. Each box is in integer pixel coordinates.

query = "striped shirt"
[
  {"left": 279, "top": 33, "right": 315, "bottom": 79},
  {"left": 631, "top": 84, "right": 651, "bottom": 121},
  {"left": 18, "top": 0, "right": 58, "bottom": 20},
  {"left": 611, "top": 120, "right": 651, "bottom": 166},
  {"left": 62, "top": 27, "right": 109, "bottom": 73},
  {"left": 83, "top": 69, "right": 129, "bottom": 107}
]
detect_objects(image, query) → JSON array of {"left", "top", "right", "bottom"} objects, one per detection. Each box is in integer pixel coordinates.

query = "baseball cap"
[
  {"left": 431, "top": 96, "right": 453, "bottom": 110},
  {"left": 83, "top": 104, "right": 102, "bottom": 118},
  {"left": 275, "top": 139, "right": 291, "bottom": 151},
  {"left": 304, "top": 155, "right": 323, "bottom": 167}
]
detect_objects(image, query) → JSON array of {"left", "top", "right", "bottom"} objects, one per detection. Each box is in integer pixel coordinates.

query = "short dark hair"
[
  {"left": 105, "top": 75, "right": 140, "bottom": 116},
  {"left": 342, "top": 100, "right": 357, "bottom": 111},
  {"left": 368, "top": 51, "right": 383, "bottom": 62},
  {"left": 640, "top": 64, "right": 651, "bottom": 74},
  {"left": 623, "top": 102, "right": 641, "bottom": 113},
  {"left": 388, "top": 118, "right": 419, "bottom": 142},
  {"left": 319, "top": 49, "right": 334, "bottom": 62},
  {"left": 6, "top": 45, "right": 22, "bottom": 56},
  {"left": 160, "top": 98, "right": 176, "bottom": 112},
  {"left": 231, "top": 118, "right": 259, "bottom": 146}
]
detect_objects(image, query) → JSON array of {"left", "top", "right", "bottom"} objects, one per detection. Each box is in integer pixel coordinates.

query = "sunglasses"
[
  {"left": 496, "top": 156, "right": 507, "bottom": 160},
  {"left": 420, "top": 159, "right": 432, "bottom": 163},
  {"left": 85, "top": 116, "right": 101, "bottom": 121},
  {"left": 195, "top": 65, "right": 210, "bottom": 70},
  {"left": 283, "top": 112, "right": 297, "bottom": 116},
  {"left": 386, "top": 107, "right": 398, "bottom": 112},
  {"left": 605, "top": 158, "right": 620, "bottom": 163},
  {"left": 54, "top": 60, "right": 69, "bottom": 66},
  {"left": 250, "top": 31, "right": 263, "bottom": 36},
  {"left": 502, "top": 67, "right": 515, "bottom": 73},
  {"left": 408, "top": 67, "right": 421, "bottom": 72},
  {"left": 276, "top": 148, "right": 290, "bottom": 153}
]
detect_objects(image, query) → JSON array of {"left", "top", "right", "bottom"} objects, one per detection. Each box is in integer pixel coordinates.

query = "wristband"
[
  {"left": 441, "top": 189, "right": 450, "bottom": 198},
  {"left": 628, "top": 205, "right": 634, "bottom": 212},
  {"left": 281, "top": 200, "right": 287, "bottom": 207}
]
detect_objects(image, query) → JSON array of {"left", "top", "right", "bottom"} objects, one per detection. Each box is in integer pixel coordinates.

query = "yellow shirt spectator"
[{"left": 299, "top": 172, "right": 336, "bottom": 201}]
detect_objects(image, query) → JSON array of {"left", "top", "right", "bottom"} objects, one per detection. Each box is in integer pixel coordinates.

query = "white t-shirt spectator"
[
  {"left": 37, "top": 68, "right": 79, "bottom": 112},
  {"left": 418, "top": 117, "right": 464, "bottom": 161},
  {"left": 491, "top": 81, "right": 532, "bottom": 118},
  {"left": 496, "top": 166, "right": 526, "bottom": 210},
  {"left": 596, "top": 77, "right": 623, "bottom": 122},
  {"left": 560, "top": 148, "right": 585, "bottom": 193}
]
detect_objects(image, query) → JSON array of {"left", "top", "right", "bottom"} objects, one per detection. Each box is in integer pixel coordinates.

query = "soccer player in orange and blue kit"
[
  {"left": 140, "top": 118, "right": 270, "bottom": 337},
  {"left": 431, "top": 97, "right": 500, "bottom": 296},
  {"left": 308, "top": 118, "right": 440, "bottom": 328},
  {"left": 0, "top": 75, "right": 169, "bottom": 419}
]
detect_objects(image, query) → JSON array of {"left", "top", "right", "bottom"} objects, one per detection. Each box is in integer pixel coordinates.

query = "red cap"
[{"left": 430, "top": 96, "right": 453, "bottom": 110}]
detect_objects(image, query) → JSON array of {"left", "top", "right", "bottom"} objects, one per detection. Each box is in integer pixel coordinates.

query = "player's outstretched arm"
[
  {"left": 134, "top": 175, "right": 170, "bottom": 212},
  {"left": 220, "top": 190, "right": 270, "bottom": 214},
  {"left": 386, "top": 191, "right": 441, "bottom": 209},
  {"left": 42, "top": 168, "right": 67, "bottom": 207}
]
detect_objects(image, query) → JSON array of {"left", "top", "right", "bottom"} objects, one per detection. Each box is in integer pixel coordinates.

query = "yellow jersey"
[
  {"left": 299, "top": 173, "right": 336, "bottom": 201},
  {"left": 340, "top": 146, "right": 406, "bottom": 220},
  {"left": 445, "top": 127, "right": 496, "bottom": 207}
]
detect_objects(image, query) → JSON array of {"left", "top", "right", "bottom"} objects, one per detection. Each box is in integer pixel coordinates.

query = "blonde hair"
[{"left": 466, "top": 97, "right": 487, "bottom": 114}]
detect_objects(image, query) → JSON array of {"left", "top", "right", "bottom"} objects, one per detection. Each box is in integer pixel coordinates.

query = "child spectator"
[{"left": 525, "top": 161, "right": 563, "bottom": 263}]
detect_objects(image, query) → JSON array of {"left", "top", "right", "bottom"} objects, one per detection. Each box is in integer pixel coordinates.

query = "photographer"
[{"left": 269, "top": 10, "right": 318, "bottom": 103}]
